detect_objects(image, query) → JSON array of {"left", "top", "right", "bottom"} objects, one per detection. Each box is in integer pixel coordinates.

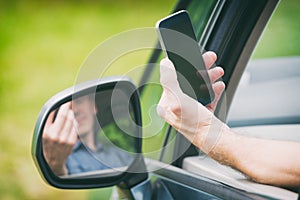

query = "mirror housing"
[{"left": 32, "top": 76, "right": 147, "bottom": 189}]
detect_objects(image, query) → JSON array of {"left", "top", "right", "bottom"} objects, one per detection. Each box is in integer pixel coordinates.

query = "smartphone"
[{"left": 156, "top": 10, "right": 214, "bottom": 105}]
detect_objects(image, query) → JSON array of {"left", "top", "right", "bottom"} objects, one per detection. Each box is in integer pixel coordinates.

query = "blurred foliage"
[
  {"left": 0, "top": 0, "right": 299, "bottom": 199},
  {"left": 252, "top": 0, "right": 300, "bottom": 58},
  {"left": 0, "top": 0, "right": 175, "bottom": 199}
]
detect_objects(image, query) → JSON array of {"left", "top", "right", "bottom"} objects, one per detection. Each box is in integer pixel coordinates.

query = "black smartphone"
[{"left": 156, "top": 10, "right": 214, "bottom": 105}]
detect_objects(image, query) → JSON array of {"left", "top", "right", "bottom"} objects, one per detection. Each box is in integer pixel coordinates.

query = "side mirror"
[{"left": 32, "top": 76, "right": 147, "bottom": 189}]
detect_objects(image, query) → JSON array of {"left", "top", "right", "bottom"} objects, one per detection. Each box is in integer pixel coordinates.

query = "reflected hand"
[
  {"left": 202, "top": 51, "right": 225, "bottom": 112},
  {"left": 157, "top": 51, "right": 226, "bottom": 149},
  {"left": 42, "top": 102, "right": 78, "bottom": 176}
]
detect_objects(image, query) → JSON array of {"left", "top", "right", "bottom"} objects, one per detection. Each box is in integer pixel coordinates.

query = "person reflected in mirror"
[
  {"left": 42, "top": 95, "right": 132, "bottom": 176},
  {"left": 157, "top": 51, "right": 300, "bottom": 189}
]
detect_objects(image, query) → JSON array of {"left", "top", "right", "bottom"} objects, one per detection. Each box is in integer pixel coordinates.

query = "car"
[{"left": 32, "top": 0, "right": 300, "bottom": 199}]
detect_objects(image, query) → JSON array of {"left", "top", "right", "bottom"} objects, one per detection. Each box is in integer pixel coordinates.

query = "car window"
[
  {"left": 227, "top": 0, "right": 300, "bottom": 138},
  {"left": 140, "top": 0, "right": 218, "bottom": 162}
]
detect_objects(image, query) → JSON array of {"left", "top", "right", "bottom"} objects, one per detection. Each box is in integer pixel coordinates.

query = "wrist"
[
  {"left": 52, "top": 163, "right": 68, "bottom": 176},
  {"left": 196, "top": 117, "right": 230, "bottom": 154}
]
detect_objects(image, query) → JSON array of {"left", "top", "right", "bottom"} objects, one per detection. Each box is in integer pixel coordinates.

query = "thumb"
[{"left": 160, "top": 58, "right": 181, "bottom": 93}]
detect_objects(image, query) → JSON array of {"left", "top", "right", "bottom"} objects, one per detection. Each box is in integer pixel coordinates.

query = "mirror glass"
[{"left": 42, "top": 87, "right": 138, "bottom": 178}]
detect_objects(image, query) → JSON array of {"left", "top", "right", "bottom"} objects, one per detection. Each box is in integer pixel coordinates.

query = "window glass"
[
  {"left": 228, "top": 0, "right": 300, "bottom": 129},
  {"left": 252, "top": 0, "right": 300, "bottom": 59},
  {"left": 188, "top": 0, "right": 217, "bottom": 41}
]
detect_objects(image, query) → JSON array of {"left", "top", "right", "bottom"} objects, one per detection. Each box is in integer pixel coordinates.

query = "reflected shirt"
[{"left": 66, "top": 140, "right": 133, "bottom": 175}]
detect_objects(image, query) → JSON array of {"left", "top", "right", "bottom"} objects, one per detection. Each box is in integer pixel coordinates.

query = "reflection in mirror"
[{"left": 42, "top": 88, "right": 137, "bottom": 178}]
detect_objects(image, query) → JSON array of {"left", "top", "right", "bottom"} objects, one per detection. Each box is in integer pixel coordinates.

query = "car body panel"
[
  {"left": 146, "top": 158, "right": 269, "bottom": 200},
  {"left": 183, "top": 156, "right": 298, "bottom": 200}
]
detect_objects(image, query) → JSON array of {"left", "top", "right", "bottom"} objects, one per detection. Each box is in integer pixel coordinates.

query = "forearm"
[{"left": 200, "top": 124, "right": 300, "bottom": 188}]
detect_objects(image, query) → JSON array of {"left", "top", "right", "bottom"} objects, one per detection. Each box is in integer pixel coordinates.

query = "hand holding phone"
[{"left": 156, "top": 10, "right": 214, "bottom": 105}]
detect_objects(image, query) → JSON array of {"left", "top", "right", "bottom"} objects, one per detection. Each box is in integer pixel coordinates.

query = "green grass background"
[{"left": 0, "top": 0, "right": 299, "bottom": 199}]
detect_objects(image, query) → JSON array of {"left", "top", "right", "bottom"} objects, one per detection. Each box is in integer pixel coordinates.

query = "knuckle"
[
  {"left": 59, "top": 135, "right": 75, "bottom": 147},
  {"left": 43, "top": 130, "right": 56, "bottom": 141},
  {"left": 58, "top": 137, "right": 69, "bottom": 146},
  {"left": 57, "top": 112, "right": 68, "bottom": 122},
  {"left": 45, "top": 135, "right": 59, "bottom": 144},
  {"left": 170, "top": 103, "right": 181, "bottom": 115},
  {"left": 69, "top": 139, "right": 77, "bottom": 147}
]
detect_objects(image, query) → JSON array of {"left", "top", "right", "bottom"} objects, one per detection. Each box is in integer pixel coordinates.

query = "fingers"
[
  {"left": 45, "top": 110, "right": 55, "bottom": 128},
  {"left": 157, "top": 91, "right": 181, "bottom": 128},
  {"left": 207, "top": 66, "right": 224, "bottom": 83},
  {"left": 68, "top": 122, "right": 78, "bottom": 144},
  {"left": 160, "top": 58, "right": 181, "bottom": 92},
  {"left": 52, "top": 102, "right": 72, "bottom": 136},
  {"left": 157, "top": 65, "right": 182, "bottom": 124},
  {"left": 45, "top": 102, "right": 78, "bottom": 145},
  {"left": 60, "top": 110, "right": 77, "bottom": 144},
  {"left": 202, "top": 51, "right": 225, "bottom": 112},
  {"left": 159, "top": 58, "right": 184, "bottom": 109},
  {"left": 213, "top": 81, "right": 226, "bottom": 100},
  {"left": 206, "top": 81, "right": 225, "bottom": 112},
  {"left": 202, "top": 51, "right": 224, "bottom": 83},
  {"left": 213, "top": 81, "right": 226, "bottom": 108},
  {"left": 203, "top": 51, "right": 217, "bottom": 70}
]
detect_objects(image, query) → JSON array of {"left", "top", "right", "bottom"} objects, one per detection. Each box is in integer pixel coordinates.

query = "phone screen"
[{"left": 157, "top": 10, "right": 214, "bottom": 105}]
